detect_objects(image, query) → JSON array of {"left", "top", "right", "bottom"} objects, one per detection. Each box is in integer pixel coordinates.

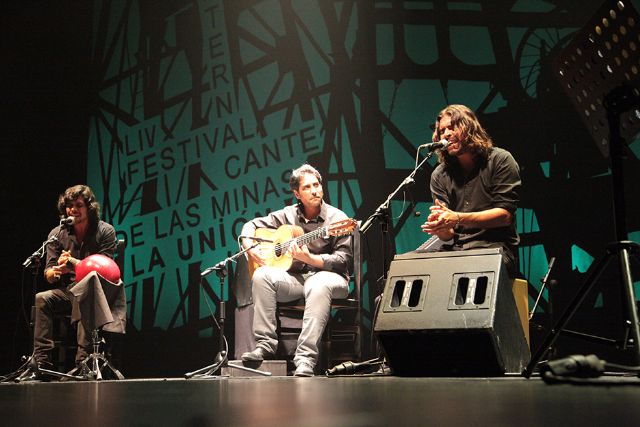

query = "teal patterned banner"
[{"left": 87, "top": 0, "right": 640, "bottom": 343}]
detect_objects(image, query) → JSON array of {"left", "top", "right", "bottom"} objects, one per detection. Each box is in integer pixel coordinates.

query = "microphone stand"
[
  {"left": 529, "top": 257, "right": 556, "bottom": 320},
  {"left": 22, "top": 235, "right": 58, "bottom": 269},
  {"left": 185, "top": 241, "right": 271, "bottom": 378},
  {"left": 5, "top": 235, "right": 84, "bottom": 382},
  {"left": 22, "top": 236, "right": 58, "bottom": 351},
  {"left": 360, "top": 149, "right": 437, "bottom": 286},
  {"left": 350, "top": 149, "right": 437, "bottom": 375}
]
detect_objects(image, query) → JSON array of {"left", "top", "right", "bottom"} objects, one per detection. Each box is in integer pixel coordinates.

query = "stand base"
[
  {"left": 68, "top": 353, "right": 125, "bottom": 381},
  {"left": 185, "top": 350, "right": 273, "bottom": 378},
  {"left": 222, "top": 360, "right": 286, "bottom": 377},
  {"left": 523, "top": 241, "right": 640, "bottom": 377},
  {"left": 9, "top": 356, "right": 85, "bottom": 382}
]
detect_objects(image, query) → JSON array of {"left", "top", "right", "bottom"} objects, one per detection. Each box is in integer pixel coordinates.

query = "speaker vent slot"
[
  {"left": 390, "top": 280, "right": 406, "bottom": 307},
  {"left": 408, "top": 279, "right": 423, "bottom": 307},
  {"left": 383, "top": 275, "right": 429, "bottom": 312},
  {"left": 473, "top": 276, "right": 488, "bottom": 304},
  {"left": 449, "top": 272, "right": 495, "bottom": 310},
  {"left": 455, "top": 277, "right": 469, "bottom": 305}
]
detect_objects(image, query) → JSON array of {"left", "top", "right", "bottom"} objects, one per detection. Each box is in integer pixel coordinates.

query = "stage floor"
[{"left": 2, "top": 374, "right": 640, "bottom": 426}]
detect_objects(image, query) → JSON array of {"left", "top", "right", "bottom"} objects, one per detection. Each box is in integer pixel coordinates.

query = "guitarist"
[
  {"left": 421, "top": 104, "right": 521, "bottom": 279},
  {"left": 239, "top": 164, "right": 353, "bottom": 377}
]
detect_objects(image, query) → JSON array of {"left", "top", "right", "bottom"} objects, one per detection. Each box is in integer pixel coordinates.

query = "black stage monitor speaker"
[{"left": 374, "top": 248, "right": 530, "bottom": 376}]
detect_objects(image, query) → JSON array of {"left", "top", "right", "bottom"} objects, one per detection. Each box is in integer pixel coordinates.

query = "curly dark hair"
[
  {"left": 288, "top": 164, "right": 323, "bottom": 192},
  {"left": 433, "top": 104, "right": 493, "bottom": 166},
  {"left": 56, "top": 185, "right": 101, "bottom": 225}
]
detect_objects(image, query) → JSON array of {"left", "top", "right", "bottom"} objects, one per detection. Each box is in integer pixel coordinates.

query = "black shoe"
[{"left": 241, "top": 347, "right": 273, "bottom": 362}]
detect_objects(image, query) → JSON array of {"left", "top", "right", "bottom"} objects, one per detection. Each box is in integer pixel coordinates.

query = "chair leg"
[{"left": 322, "top": 324, "right": 332, "bottom": 373}]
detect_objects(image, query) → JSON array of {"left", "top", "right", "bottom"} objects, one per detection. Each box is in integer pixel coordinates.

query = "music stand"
[
  {"left": 185, "top": 243, "right": 271, "bottom": 379},
  {"left": 523, "top": 0, "right": 640, "bottom": 377}
]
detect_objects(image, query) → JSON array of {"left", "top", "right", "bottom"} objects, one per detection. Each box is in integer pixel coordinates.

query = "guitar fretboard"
[{"left": 275, "top": 226, "right": 327, "bottom": 253}]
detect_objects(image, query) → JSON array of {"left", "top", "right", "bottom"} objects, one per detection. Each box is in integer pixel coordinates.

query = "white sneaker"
[{"left": 294, "top": 363, "right": 314, "bottom": 377}]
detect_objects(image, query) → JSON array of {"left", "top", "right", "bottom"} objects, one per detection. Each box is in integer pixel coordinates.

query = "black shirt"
[
  {"left": 45, "top": 220, "right": 117, "bottom": 286},
  {"left": 430, "top": 147, "right": 521, "bottom": 275}
]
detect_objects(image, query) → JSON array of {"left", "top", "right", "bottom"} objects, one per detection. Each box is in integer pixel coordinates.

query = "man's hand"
[
  {"left": 247, "top": 244, "right": 268, "bottom": 267},
  {"left": 426, "top": 199, "right": 458, "bottom": 229},
  {"left": 45, "top": 265, "right": 66, "bottom": 284},
  {"left": 421, "top": 199, "right": 458, "bottom": 240},
  {"left": 288, "top": 242, "right": 313, "bottom": 264},
  {"left": 56, "top": 250, "right": 76, "bottom": 274},
  {"left": 288, "top": 242, "right": 324, "bottom": 269}
]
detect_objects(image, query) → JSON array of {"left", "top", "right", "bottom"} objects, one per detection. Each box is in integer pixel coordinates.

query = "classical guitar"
[{"left": 247, "top": 218, "right": 357, "bottom": 279}]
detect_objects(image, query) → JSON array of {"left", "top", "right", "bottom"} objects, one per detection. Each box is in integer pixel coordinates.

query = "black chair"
[{"left": 276, "top": 226, "right": 362, "bottom": 373}]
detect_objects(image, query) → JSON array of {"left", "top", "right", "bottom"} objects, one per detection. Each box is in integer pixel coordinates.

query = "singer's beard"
[
  {"left": 449, "top": 141, "right": 469, "bottom": 157},
  {"left": 71, "top": 216, "right": 87, "bottom": 226}
]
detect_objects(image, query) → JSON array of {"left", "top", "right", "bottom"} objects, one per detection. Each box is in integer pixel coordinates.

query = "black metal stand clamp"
[{"left": 360, "top": 148, "right": 438, "bottom": 285}]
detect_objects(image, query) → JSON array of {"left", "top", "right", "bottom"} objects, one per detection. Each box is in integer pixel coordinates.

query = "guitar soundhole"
[{"left": 274, "top": 244, "right": 284, "bottom": 257}]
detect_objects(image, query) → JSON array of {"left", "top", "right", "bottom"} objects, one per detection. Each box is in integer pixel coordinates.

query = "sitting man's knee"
[
  {"left": 251, "top": 267, "right": 269, "bottom": 285},
  {"left": 251, "top": 266, "right": 280, "bottom": 290},
  {"left": 34, "top": 291, "right": 50, "bottom": 308},
  {"left": 305, "top": 282, "right": 333, "bottom": 300}
]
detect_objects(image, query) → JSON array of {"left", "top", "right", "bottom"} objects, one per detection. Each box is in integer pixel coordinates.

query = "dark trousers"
[{"left": 33, "top": 288, "right": 89, "bottom": 366}]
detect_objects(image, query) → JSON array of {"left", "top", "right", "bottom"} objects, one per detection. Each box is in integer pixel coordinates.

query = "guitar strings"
[
  {"left": 269, "top": 219, "right": 353, "bottom": 254},
  {"left": 272, "top": 226, "right": 327, "bottom": 253}
]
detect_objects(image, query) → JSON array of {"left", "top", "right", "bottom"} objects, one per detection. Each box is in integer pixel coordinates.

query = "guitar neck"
[
  {"left": 285, "top": 226, "right": 327, "bottom": 250},
  {"left": 268, "top": 218, "right": 355, "bottom": 256}
]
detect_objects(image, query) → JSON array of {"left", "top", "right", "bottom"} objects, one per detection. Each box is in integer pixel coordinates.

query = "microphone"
[
  {"left": 22, "top": 236, "right": 59, "bottom": 267},
  {"left": 541, "top": 354, "right": 605, "bottom": 378},
  {"left": 238, "top": 235, "right": 274, "bottom": 243},
  {"left": 325, "top": 359, "right": 383, "bottom": 376},
  {"left": 201, "top": 260, "right": 227, "bottom": 277},
  {"left": 60, "top": 217, "right": 75, "bottom": 226},
  {"left": 419, "top": 139, "right": 449, "bottom": 151}
]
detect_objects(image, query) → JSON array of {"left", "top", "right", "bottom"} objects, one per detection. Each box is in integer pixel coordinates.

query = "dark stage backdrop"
[{"left": 4, "top": 0, "right": 640, "bottom": 377}]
